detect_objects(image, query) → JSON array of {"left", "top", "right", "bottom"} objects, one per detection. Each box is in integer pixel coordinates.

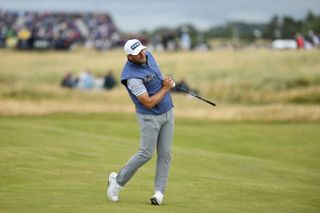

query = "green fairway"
[{"left": 0, "top": 113, "right": 319, "bottom": 213}]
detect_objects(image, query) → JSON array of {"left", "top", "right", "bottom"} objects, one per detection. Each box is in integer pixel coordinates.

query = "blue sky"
[{"left": 1, "top": 0, "right": 319, "bottom": 32}]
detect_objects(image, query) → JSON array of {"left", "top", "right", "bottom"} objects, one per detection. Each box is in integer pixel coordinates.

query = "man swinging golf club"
[{"left": 107, "top": 39, "right": 175, "bottom": 205}]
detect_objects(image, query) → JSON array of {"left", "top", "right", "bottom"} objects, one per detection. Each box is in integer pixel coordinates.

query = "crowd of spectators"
[
  {"left": 0, "top": 8, "right": 206, "bottom": 52},
  {"left": 0, "top": 8, "right": 204, "bottom": 52},
  {"left": 150, "top": 28, "right": 210, "bottom": 52},
  {"left": 271, "top": 31, "right": 320, "bottom": 50},
  {"left": 0, "top": 9, "right": 124, "bottom": 50},
  {"left": 61, "top": 69, "right": 200, "bottom": 95},
  {"left": 295, "top": 30, "right": 320, "bottom": 49},
  {"left": 1, "top": 9, "right": 318, "bottom": 52},
  {"left": 61, "top": 70, "right": 117, "bottom": 90}
]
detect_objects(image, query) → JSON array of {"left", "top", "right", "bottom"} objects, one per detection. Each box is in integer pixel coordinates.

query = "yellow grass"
[
  {"left": 0, "top": 48, "right": 320, "bottom": 121},
  {"left": 1, "top": 98, "right": 320, "bottom": 121}
]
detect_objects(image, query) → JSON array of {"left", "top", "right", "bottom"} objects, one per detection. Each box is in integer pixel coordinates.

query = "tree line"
[{"left": 206, "top": 10, "right": 320, "bottom": 41}]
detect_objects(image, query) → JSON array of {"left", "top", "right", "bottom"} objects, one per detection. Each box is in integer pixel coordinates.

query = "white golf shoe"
[
  {"left": 150, "top": 191, "right": 164, "bottom": 205},
  {"left": 107, "top": 172, "right": 122, "bottom": 202}
]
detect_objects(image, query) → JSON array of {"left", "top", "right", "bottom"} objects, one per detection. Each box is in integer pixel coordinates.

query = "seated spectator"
[
  {"left": 173, "top": 78, "right": 199, "bottom": 95},
  {"left": 61, "top": 72, "right": 78, "bottom": 88},
  {"left": 103, "top": 70, "right": 117, "bottom": 90},
  {"left": 173, "top": 78, "right": 190, "bottom": 93},
  {"left": 94, "top": 74, "right": 105, "bottom": 89},
  {"left": 78, "top": 70, "right": 94, "bottom": 89}
]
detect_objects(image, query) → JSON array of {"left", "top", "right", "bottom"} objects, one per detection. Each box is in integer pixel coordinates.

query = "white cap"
[{"left": 124, "top": 39, "right": 146, "bottom": 55}]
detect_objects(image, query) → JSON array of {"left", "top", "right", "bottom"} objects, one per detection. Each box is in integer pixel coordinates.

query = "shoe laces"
[{"left": 111, "top": 183, "right": 121, "bottom": 194}]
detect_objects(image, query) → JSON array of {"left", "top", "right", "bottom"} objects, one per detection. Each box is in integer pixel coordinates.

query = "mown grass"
[{"left": 0, "top": 113, "right": 319, "bottom": 213}]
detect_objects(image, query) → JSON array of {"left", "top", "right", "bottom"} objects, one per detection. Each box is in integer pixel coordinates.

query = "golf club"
[{"left": 143, "top": 74, "right": 216, "bottom": 107}]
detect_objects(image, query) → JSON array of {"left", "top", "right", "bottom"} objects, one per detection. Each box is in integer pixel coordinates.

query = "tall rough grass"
[{"left": 0, "top": 49, "right": 319, "bottom": 120}]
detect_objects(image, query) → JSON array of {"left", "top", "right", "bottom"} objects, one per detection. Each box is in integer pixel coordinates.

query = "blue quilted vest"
[{"left": 121, "top": 52, "right": 173, "bottom": 115}]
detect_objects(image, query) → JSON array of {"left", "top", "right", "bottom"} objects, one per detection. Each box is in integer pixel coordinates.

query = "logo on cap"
[{"left": 130, "top": 41, "right": 141, "bottom": 50}]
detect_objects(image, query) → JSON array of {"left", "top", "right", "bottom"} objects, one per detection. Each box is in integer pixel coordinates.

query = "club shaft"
[
  {"left": 151, "top": 75, "right": 216, "bottom": 107},
  {"left": 175, "top": 86, "right": 216, "bottom": 107}
]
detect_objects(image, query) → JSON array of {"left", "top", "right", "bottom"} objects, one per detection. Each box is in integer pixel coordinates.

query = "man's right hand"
[
  {"left": 137, "top": 76, "right": 174, "bottom": 109},
  {"left": 163, "top": 76, "right": 175, "bottom": 90}
]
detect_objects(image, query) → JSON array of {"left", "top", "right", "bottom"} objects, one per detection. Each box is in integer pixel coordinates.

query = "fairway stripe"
[
  {"left": 0, "top": 122, "right": 132, "bottom": 145},
  {"left": 174, "top": 146, "right": 320, "bottom": 177}
]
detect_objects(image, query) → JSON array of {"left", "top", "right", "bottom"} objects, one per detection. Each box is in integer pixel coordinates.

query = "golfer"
[{"left": 107, "top": 39, "right": 175, "bottom": 205}]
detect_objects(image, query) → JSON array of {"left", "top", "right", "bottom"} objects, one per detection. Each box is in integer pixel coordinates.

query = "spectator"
[
  {"left": 173, "top": 78, "right": 190, "bottom": 93},
  {"left": 61, "top": 72, "right": 78, "bottom": 88},
  {"left": 103, "top": 70, "right": 117, "bottom": 90},
  {"left": 180, "top": 28, "right": 191, "bottom": 50},
  {"left": 308, "top": 30, "right": 320, "bottom": 47},
  {"left": 296, "top": 34, "right": 305, "bottom": 49},
  {"left": 94, "top": 74, "right": 105, "bottom": 89},
  {"left": 78, "top": 70, "right": 94, "bottom": 89},
  {"left": 173, "top": 78, "right": 199, "bottom": 95}
]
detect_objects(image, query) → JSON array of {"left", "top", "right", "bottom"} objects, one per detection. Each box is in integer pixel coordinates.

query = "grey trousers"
[{"left": 116, "top": 109, "right": 174, "bottom": 194}]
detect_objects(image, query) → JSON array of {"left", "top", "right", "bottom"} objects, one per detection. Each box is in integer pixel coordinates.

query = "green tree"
[
  {"left": 301, "top": 10, "right": 320, "bottom": 34},
  {"left": 281, "top": 16, "right": 299, "bottom": 39},
  {"left": 264, "top": 15, "right": 280, "bottom": 39}
]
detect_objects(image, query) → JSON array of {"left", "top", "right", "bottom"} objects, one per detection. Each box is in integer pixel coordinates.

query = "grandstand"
[{"left": 0, "top": 9, "right": 124, "bottom": 50}]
